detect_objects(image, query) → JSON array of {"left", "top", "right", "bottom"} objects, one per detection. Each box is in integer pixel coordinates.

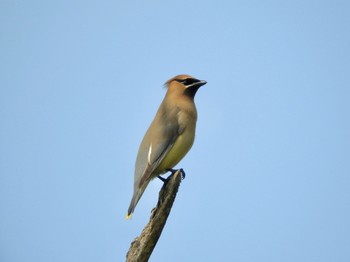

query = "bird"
[{"left": 126, "top": 74, "right": 206, "bottom": 219}]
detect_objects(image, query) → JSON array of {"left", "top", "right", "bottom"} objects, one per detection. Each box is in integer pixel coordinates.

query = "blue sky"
[{"left": 1, "top": 1, "right": 349, "bottom": 261}]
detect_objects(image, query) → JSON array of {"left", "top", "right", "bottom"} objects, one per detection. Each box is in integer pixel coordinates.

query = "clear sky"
[{"left": 1, "top": 1, "right": 350, "bottom": 261}]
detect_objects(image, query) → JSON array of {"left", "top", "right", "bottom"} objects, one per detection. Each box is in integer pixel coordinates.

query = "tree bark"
[{"left": 126, "top": 170, "right": 183, "bottom": 262}]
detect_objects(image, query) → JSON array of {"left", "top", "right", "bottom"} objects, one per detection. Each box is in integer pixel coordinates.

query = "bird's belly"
[{"left": 157, "top": 131, "right": 195, "bottom": 173}]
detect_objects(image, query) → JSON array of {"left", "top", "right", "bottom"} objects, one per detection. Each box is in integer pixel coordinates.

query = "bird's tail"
[
  {"left": 126, "top": 182, "right": 148, "bottom": 220},
  {"left": 126, "top": 194, "right": 139, "bottom": 220}
]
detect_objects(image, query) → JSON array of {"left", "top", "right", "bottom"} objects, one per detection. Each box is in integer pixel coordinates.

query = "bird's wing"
[
  {"left": 128, "top": 115, "right": 180, "bottom": 217},
  {"left": 137, "top": 107, "right": 181, "bottom": 186}
]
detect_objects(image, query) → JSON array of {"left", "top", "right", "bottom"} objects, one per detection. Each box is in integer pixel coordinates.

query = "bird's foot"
[
  {"left": 157, "top": 175, "right": 167, "bottom": 182},
  {"left": 166, "top": 168, "right": 177, "bottom": 175},
  {"left": 180, "top": 168, "right": 186, "bottom": 180},
  {"left": 166, "top": 168, "right": 186, "bottom": 180},
  {"left": 158, "top": 168, "right": 186, "bottom": 184}
]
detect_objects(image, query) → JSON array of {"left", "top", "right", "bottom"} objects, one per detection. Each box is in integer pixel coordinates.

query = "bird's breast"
[{"left": 157, "top": 127, "right": 195, "bottom": 173}]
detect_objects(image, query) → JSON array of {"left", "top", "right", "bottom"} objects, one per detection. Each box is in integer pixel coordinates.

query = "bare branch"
[{"left": 126, "top": 170, "right": 183, "bottom": 262}]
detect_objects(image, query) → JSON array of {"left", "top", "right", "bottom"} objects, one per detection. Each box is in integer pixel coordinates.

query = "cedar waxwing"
[{"left": 126, "top": 74, "right": 206, "bottom": 219}]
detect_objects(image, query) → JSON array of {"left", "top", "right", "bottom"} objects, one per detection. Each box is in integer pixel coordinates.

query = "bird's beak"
[{"left": 197, "top": 80, "right": 207, "bottom": 87}]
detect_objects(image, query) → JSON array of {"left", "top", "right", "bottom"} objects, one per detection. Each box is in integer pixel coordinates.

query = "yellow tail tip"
[{"left": 126, "top": 214, "right": 132, "bottom": 220}]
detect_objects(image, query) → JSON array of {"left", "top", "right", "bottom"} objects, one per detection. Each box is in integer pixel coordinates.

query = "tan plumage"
[{"left": 126, "top": 74, "right": 206, "bottom": 219}]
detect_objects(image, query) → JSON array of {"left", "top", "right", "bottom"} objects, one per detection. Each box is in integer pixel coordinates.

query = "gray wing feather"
[
  {"left": 128, "top": 105, "right": 184, "bottom": 216},
  {"left": 135, "top": 106, "right": 180, "bottom": 186}
]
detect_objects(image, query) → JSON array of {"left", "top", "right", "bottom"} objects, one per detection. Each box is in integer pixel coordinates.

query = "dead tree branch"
[{"left": 126, "top": 170, "right": 183, "bottom": 262}]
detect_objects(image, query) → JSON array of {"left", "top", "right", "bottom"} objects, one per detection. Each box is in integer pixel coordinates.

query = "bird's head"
[{"left": 164, "top": 74, "right": 207, "bottom": 98}]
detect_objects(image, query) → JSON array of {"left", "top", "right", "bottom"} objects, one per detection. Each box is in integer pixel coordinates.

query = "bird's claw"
[
  {"left": 179, "top": 168, "right": 186, "bottom": 180},
  {"left": 166, "top": 168, "right": 186, "bottom": 180},
  {"left": 158, "top": 168, "right": 186, "bottom": 184}
]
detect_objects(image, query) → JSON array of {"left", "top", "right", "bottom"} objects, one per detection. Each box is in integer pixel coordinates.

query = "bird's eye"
[{"left": 176, "top": 78, "right": 200, "bottom": 86}]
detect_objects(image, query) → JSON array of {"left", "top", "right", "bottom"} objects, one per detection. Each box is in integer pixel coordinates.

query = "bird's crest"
[{"left": 163, "top": 74, "right": 193, "bottom": 88}]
